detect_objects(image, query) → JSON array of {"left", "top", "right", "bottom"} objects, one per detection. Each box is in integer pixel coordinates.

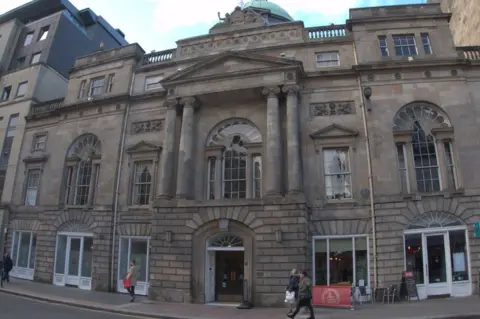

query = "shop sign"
[
  {"left": 312, "top": 286, "right": 352, "bottom": 308},
  {"left": 474, "top": 221, "right": 480, "bottom": 237}
]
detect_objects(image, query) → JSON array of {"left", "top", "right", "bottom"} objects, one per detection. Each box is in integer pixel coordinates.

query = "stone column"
[
  {"left": 262, "top": 86, "right": 282, "bottom": 196},
  {"left": 282, "top": 85, "right": 302, "bottom": 194},
  {"left": 176, "top": 97, "right": 199, "bottom": 199},
  {"left": 158, "top": 99, "right": 179, "bottom": 199}
]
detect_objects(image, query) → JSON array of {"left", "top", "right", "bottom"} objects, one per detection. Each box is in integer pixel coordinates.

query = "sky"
[{"left": 0, "top": 0, "right": 426, "bottom": 52}]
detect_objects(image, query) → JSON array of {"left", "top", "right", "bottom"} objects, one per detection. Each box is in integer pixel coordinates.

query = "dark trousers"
[
  {"left": 126, "top": 286, "right": 135, "bottom": 298},
  {"left": 291, "top": 298, "right": 315, "bottom": 318},
  {"left": 2, "top": 270, "right": 9, "bottom": 283}
]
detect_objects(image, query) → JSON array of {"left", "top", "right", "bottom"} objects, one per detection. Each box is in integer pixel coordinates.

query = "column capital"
[
  {"left": 164, "top": 99, "right": 179, "bottom": 110},
  {"left": 262, "top": 86, "right": 281, "bottom": 98},
  {"left": 180, "top": 96, "right": 200, "bottom": 109},
  {"left": 282, "top": 85, "right": 300, "bottom": 95}
]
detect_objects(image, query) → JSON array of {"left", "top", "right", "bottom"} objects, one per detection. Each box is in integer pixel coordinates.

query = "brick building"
[{"left": 4, "top": 1, "right": 480, "bottom": 306}]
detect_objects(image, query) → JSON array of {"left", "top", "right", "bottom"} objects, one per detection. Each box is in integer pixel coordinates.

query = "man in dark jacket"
[
  {"left": 3, "top": 253, "right": 13, "bottom": 283},
  {"left": 287, "top": 270, "right": 315, "bottom": 319}
]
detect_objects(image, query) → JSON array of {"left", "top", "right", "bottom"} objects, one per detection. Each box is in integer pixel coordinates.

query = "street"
[{"left": 0, "top": 293, "right": 143, "bottom": 318}]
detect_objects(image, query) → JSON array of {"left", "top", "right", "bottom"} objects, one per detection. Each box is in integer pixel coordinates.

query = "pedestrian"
[
  {"left": 286, "top": 268, "right": 299, "bottom": 316},
  {"left": 287, "top": 270, "right": 315, "bottom": 319},
  {"left": 125, "top": 259, "right": 137, "bottom": 302},
  {"left": 0, "top": 257, "right": 4, "bottom": 288},
  {"left": 3, "top": 253, "right": 13, "bottom": 284}
]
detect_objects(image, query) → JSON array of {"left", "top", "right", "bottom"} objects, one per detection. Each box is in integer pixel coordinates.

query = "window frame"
[
  {"left": 1, "top": 86, "right": 11, "bottom": 101},
  {"left": 106, "top": 73, "right": 115, "bottom": 93},
  {"left": 322, "top": 147, "right": 353, "bottom": 201},
  {"left": 16, "top": 56, "right": 26, "bottom": 69},
  {"left": 24, "top": 168, "right": 42, "bottom": 206},
  {"left": 125, "top": 142, "right": 161, "bottom": 207},
  {"left": 421, "top": 33, "right": 433, "bottom": 55},
  {"left": 32, "top": 133, "right": 47, "bottom": 151},
  {"left": 393, "top": 126, "right": 461, "bottom": 195},
  {"left": 31, "top": 52, "right": 41, "bottom": 65},
  {"left": 63, "top": 157, "right": 101, "bottom": 207},
  {"left": 312, "top": 235, "right": 370, "bottom": 287},
  {"left": 144, "top": 75, "right": 164, "bottom": 91},
  {"left": 311, "top": 125, "right": 358, "bottom": 204},
  {"left": 205, "top": 142, "right": 262, "bottom": 200},
  {"left": 131, "top": 161, "right": 154, "bottom": 206},
  {"left": 38, "top": 26, "right": 49, "bottom": 41},
  {"left": 88, "top": 76, "right": 105, "bottom": 97},
  {"left": 378, "top": 35, "right": 389, "bottom": 57},
  {"left": 392, "top": 34, "right": 418, "bottom": 57},
  {"left": 78, "top": 80, "right": 87, "bottom": 99},
  {"left": 23, "top": 32, "right": 34, "bottom": 46},
  {"left": 16, "top": 81, "right": 28, "bottom": 98},
  {"left": 11, "top": 231, "right": 37, "bottom": 270},
  {"left": 315, "top": 51, "right": 340, "bottom": 67},
  {"left": 396, "top": 143, "right": 410, "bottom": 194}
]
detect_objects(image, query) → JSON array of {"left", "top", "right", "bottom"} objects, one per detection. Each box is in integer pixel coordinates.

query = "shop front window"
[
  {"left": 313, "top": 236, "right": 369, "bottom": 286},
  {"left": 449, "top": 230, "right": 469, "bottom": 281},
  {"left": 11, "top": 231, "right": 37, "bottom": 270},
  {"left": 404, "top": 234, "right": 424, "bottom": 284}
]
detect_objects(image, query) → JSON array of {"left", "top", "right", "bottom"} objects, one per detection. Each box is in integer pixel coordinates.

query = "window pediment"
[
  {"left": 310, "top": 124, "right": 358, "bottom": 140},
  {"left": 161, "top": 51, "right": 304, "bottom": 86},
  {"left": 126, "top": 141, "right": 162, "bottom": 154}
]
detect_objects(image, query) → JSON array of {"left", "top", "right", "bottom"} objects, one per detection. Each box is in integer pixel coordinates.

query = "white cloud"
[{"left": 148, "top": 0, "right": 363, "bottom": 34}]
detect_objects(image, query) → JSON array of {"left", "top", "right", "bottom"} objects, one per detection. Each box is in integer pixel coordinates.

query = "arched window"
[
  {"left": 205, "top": 119, "right": 262, "bottom": 200},
  {"left": 392, "top": 102, "right": 458, "bottom": 193},
  {"left": 63, "top": 134, "right": 102, "bottom": 206}
]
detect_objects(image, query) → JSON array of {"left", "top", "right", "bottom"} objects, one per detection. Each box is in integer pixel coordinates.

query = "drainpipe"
[
  {"left": 352, "top": 40, "right": 378, "bottom": 289},
  {"left": 109, "top": 66, "right": 135, "bottom": 292}
]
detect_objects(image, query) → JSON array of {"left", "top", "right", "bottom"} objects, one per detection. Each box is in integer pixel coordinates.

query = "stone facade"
[
  {"left": 5, "top": 2, "right": 480, "bottom": 307},
  {"left": 429, "top": 0, "right": 480, "bottom": 46}
]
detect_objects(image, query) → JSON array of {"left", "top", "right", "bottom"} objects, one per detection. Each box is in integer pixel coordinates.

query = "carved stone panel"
[
  {"left": 310, "top": 101, "right": 355, "bottom": 117},
  {"left": 132, "top": 119, "right": 164, "bottom": 134}
]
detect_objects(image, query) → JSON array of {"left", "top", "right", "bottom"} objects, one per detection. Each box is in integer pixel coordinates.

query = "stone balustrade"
[
  {"left": 306, "top": 25, "right": 347, "bottom": 40},
  {"left": 29, "top": 98, "right": 64, "bottom": 116},
  {"left": 457, "top": 46, "right": 480, "bottom": 60},
  {"left": 142, "top": 49, "right": 175, "bottom": 65}
]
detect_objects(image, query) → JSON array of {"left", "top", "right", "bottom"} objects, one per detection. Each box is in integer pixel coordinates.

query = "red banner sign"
[{"left": 312, "top": 286, "right": 352, "bottom": 308}]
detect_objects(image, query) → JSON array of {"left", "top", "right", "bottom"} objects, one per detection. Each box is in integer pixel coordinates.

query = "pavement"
[
  {"left": 0, "top": 293, "right": 139, "bottom": 318},
  {"left": 1, "top": 279, "right": 480, "bottom": 319}
]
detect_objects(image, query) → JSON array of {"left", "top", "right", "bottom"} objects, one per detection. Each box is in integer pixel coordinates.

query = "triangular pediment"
[
  {"left": 126, "top": 141, "right": 162, "bottom": 154},
  {"left": 310, "top": 124, "right": 358, "bottom": 139},
  {"left": 162, "top": 51, "right": 303, "bottom": 85}
]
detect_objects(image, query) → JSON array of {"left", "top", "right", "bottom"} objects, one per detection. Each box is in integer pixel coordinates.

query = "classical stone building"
[
  {"left": 5, "top": 1, "right": 480, "bottom": 306},
  {"left": 0, "top": 0, "right": 127, "bottom": 268}
]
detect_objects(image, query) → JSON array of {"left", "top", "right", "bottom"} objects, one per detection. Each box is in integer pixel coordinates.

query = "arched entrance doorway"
[
  {"left": 205, "top": 233, "right": 245, "bottom": 303},
  {"left": 403, "top": 212, "right": 471, "bottom": 299}
]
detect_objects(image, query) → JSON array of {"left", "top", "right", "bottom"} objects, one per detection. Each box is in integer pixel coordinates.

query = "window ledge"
[
  {"left": 325, "top": 198, "right": 357, "bottom": 207},
  {"left": 128, "top": 205, "right": 151, "bottom": 211},
  {"left": 407, "top": 188, "right": 465, "bottom": 200},
  {"left": 65, "top": 205, "right": 94, "bottom": 210}
]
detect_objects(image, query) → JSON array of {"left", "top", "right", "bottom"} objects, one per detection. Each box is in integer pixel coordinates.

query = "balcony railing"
[
  {"left": 30, "top": 98, "right": 64, "bottom": 116},
  {"left": 142, "top": 49, "right": 175, "bottom": 65},
  {"left": 457, "top": 46, "right": 480, "bottom": 60},
  {"left": 307, "top": 25, "right": 347, "bottom": 40}
]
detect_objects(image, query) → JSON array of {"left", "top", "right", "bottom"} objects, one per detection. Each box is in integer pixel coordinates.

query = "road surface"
[{"left": 0, "top": 293, "right": 142, "bottom": 318}]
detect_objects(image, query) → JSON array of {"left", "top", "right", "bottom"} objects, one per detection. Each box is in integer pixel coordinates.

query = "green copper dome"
[{"left": 243, "top": 0, "right": 294, "bottom": 21}]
